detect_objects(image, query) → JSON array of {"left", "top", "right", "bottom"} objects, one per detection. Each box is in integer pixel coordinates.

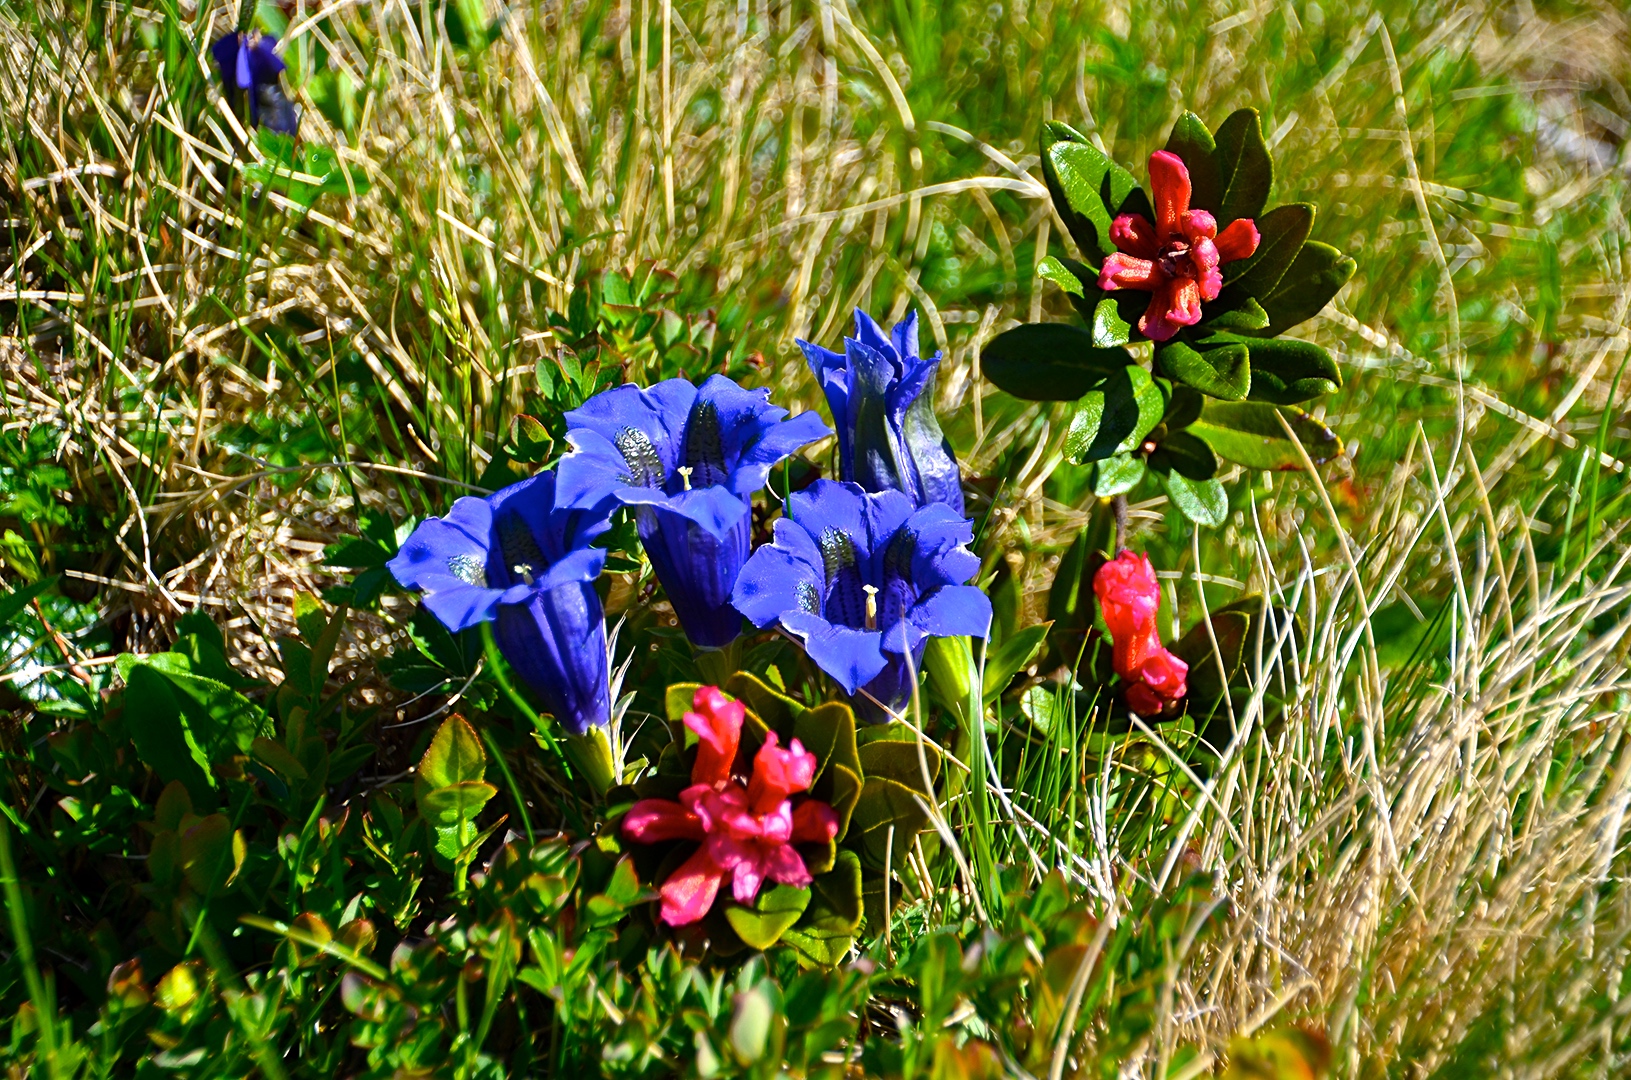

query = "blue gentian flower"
[
  {"left": 387, "top": 472, "right": 613, "bottom": 735},
  {"left": 557, "top": 375, "right": 830, "bottom": 649},
  {"left": 211, "top": 32, "right": 300, "bottom": 135},
  {"left": 798, "top": 310, "right": 964, "bottom": 514},
  {"left": 732, "top": 480, "right": 990, "bottom": 718}
]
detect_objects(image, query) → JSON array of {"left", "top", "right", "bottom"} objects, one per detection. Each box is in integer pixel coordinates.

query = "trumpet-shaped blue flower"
[
  {"left": 557, "top": 375, "right": 830, "bottom": 649},
  {"left": 732, "top": 480, "right": 990, "bottom": 717},
  {"left": 798, "top": 310, "right": 964, "bottom": 513},
  {"left": 387, "top": 472, "right": 613, "bottom": 735},
  {"left": 211, "top": 32, "right": 300, "bottom": 135}
]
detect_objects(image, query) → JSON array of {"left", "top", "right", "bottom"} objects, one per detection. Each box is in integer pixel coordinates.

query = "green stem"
[{"left": 0, "top": 814, "right": 60, "bottom": 1078}]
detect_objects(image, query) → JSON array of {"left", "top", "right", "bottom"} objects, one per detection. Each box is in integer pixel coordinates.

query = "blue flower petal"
[
  {"left": 781, "top": 611, "right": 888, "bottom": 695},
  {"left": 730, "top": 409, "right": 830, "bottom": 495},
  {"left": 496, "top": 583, "right": 610, "bottom": 734},
  {"left": 620, "top": 485, "right": 747, "bottom": 541},
  {"left": 637, "top": 503, "right": 750, "bottom": 648},
  {"left": 535, "top": 547, "right": 608, "bottom": 591},
  {"left": 732, "top": 518, "right": 824, "bottom": 628},
  {"left": 890, "top": 310, "right": 920, "bottom": 364},
  {"left": 908, "top": 585, "right": 993, "bottom": 640}
]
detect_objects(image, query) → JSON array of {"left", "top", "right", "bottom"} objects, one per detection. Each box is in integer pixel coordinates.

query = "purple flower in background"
[
  {"left": 557, "top": 375, "right": 830, "bottom": 649},
  {"left": 387, "top": 472, "right": 613, "bottom": 735},
  {"left": 732, "top": 480, "right": 990, "bottom": 719},
  {"left": 211, "top": 32, "right": 300, "bottom": 135},
  {"left": 798, "top": 310, "right": 964, "bottom": 514}
]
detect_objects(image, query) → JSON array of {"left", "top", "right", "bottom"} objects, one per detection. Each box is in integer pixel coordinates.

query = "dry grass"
[{"left": 3, "top": 0, "right": 1631, "bottom": 1073}]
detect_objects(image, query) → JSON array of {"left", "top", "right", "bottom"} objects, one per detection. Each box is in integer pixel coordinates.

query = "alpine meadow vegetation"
[{"left": 2, "top": 0, "right": 1630, "bottom": 1077}]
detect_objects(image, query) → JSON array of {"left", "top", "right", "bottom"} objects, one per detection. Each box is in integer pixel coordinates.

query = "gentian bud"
[{"left": 798, "top": 309, "right": 964, "bottom": 512}]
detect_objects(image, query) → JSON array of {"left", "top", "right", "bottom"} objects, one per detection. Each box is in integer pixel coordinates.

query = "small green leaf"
[
  {"left": 420, "top": 715, "right": 486, "bottom": 788},
  {"left": 1062, "top": 365, "right": 1165, "bottom": 464},
  {"left": 1252, "top": 241, "right": 1358, "bottom": 337},
  {"left": 664, "top": 682, "right": 704, "bottom": 723},
  {"left": 848, "top": 777, "right": 932, "bottom": 872},
  {"left": 1187, "top": 401, "right": 1344, "bottom": 470},
  {"left": 1201, "top": 297, "right": 1270, "bottom": 332},
  {"left": 1223, "top": 203, "right": 1314, "bottom": 298},
  {"left": 725, "top": 883, "right": 811, "bottom": 950},
  {"left": 1089, "top": 293, "right": 1143, "bottom": 348},
  {"left": 856, "top": 726, "right": 942, "bottom": 788},
  {"left": 1242, "top": 336, "right": 1343, "bottom": 404},
  {"left": 1165, "top": 111, "right": 1221, "bottom": 214},
  {"left": 982, "top": 323, "right": 1131, "bottom": 401},
  {"left": 982, "top": 622, "right": 1052, "bottom": 703},
  {"left": 0, "top": 575, "right": 58, "bottom": 628},
  {"left": 1155, "top": 338, "right": 1251, "bottom": 400},
  {"left": 1210, "top": 108, "right": 1273, "bottom": 224},
  {"left": 1037, "top": 255, "right": 1085, "bottom": 296},
  {"left": 726, "top": 671, "right": 807, "bottom": 733},
  {"left": 418, "top": 781, "right": 498, "bottom": 827},
  {"left": 1041, "top": 121, "right": 1144, "bottom": 260},
  {"left": 793, "top": 701, "right": 859, "bottom": 783},
  {"left": 1092, "top": 453, "right": 1146, "bottom": 497},
  {"left": 1160, "top": 470, "right": 1229, "bottom": 527},
  {"left": 1149, "top": 430, "right": 1219, "bottom": 480}
]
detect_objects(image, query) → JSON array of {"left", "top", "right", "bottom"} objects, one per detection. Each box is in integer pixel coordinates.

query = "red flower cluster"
[
  {"left": 1098, "top": 150, "right": 1260, "bottom": 342},
  {"left": 622, "top": 687, "right": 838, "bottom": 926},
  {"left": 1093, "top": 550, "right": 1189, "bottom": 715}
]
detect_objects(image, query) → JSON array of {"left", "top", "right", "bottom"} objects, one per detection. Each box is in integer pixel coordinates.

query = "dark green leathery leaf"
[
  {"left": 981, "top": 322, "right": 1130, "bottom": 401},
  {"left": 1062, "top": 365, "right": 1165, "bottom": 464}
]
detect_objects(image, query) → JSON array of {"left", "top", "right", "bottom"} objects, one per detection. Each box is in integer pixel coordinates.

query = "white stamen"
[
  {"left": 676, "top": 465, "right": 694, "bottom": 491},
  {"left": 513, "top": 564, "right": 535, "bottom": 585},
  {"left": 862, "top": 584, "right": 879, "bottom": 630}
]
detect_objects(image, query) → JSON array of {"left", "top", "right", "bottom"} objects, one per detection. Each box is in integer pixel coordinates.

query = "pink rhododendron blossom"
[
  {"left": 621, "top": 686, "right": 839, "bottom": 926},
  {"left": 1093, "top": 550, "right": 1189, "bottom": 714},
  {"left": 1098, "top": 150, "right": 1260, "bottom": 342}
]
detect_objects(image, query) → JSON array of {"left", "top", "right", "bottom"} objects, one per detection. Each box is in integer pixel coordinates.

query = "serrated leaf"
[
  {"left": 1155, "top": 338, "right": 1251, "bottom": 400},
  {"left": 418, "top": 780, "right": 498, "bottom": 827},
  {"left": 725, "top": 883, "right": 810, "bottom": 950},
  {"left": 1165, "top": 111, "right": 1221, "bottom": 213},
  {"left": 1223, "top": 203, "right": 1313, "bottom": 298},
  {"left": 420, "top": 715, "right": 486, "bottom": 788},
  {"left": 1041, "top": 121, "right": 1143, "bottom": 260},
  {"left": 1252, "top": 241, "right": 1358, "bottom": 337},
  {"left": 1160, "top": 470, "right": 1229, "bottom": 527},
  {"left": 1092, "top": 453, "right": 1147, "bottom": 497},
  {"left": 1211, "top": 108, "right": 1273, "bottom": 224},
  {"left": 1149, "top": 430, "right": 1219, "bottom": 480},
  {"left": 982, "top": 323, "right": 1131, "bottom": 401},
  {"left": 982, "top": 622, "right": 1051, "bottom": 703},
  {"left": 1188, "top": 401, "right": 1343, "bottom": 470},
  {"left": 1062, "top": 365, "right": 1165, "bottom": 464}
]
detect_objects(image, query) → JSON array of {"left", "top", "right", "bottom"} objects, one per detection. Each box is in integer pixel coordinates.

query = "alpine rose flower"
[
  {"left": 622, "top": 687, "right": 839, "bottom": 927},
  {"left": 1093, "top": 550, "right": 1189, "bottom": 714},
  {"left": 1098, "top": 151, "right": 1260, "bottom": 342}
]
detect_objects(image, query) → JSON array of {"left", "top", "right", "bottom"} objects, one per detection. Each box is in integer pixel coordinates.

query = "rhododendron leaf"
[
  {"left": 727, "top": 671, "right": 807, "bottom": 737},
  {"left": 1041, "top": 120, "right": 1142, "bottom": 261},
  {"left": 982, "top": 323, "right": 1129, "bottom": 401},
  {"left": 849, "top": 777, "right": 932, "bottom": 872},
  {"left": 1172, "top": 607, "right": 1252, "bottom": 714},
  {"left": 1163, "top": 385, "right": 1205, "bottom": 430},
  {"left": 1222, "top": 203, "right": 1313, "bottom": 297},
  {"left": 1148, "top": 430, "right": 1219, "bottom": 481},
  {"left": 816, "top": 762, "right": 863, "bottom": 842},
  {"left": 1165, "top": 111, "right": 1221, "bottom": 214},
  {"left": 982, "top": 621, "right": 1052, "bottom": 704},
  {"left": 1210, "top": 108, "right": 1273, "bottom": 225},
  {"left": 1155, "top": 338, "right": 1251, "bottom": 401},
  {"left": 1089, "top": 292, "right": 1145, "bottom": 348},
  {"left": 725, "top": 883, "right": 810, "bottom": 950},
  {"left": 1251, "top": 241, "right": 1358, "bottom": 337},
  {"left": 419, "top": 715, "right": 486, "bottom": 788},
  {"left": 1063, "top": 366, "right": 1165, "bottom": 464},
  {"left": 1201, "top": 297, "right": 1270, "bottom": 332},
  {"left": 1092, "top": 452, "right": 1146, "bottom": 497},
  {"left": 1160, "top": 470, "right": 1229, "bottom": 527},
  {"left": 1037, "top": 255, "right": 1086, "bottom": 296},
  {"left": 1188, "top": 401, "right": 1343, "bottom": 470},
  {"left": 664, "top": 683, "right": 703, "bottom": 723},
  {"left": 793, "top": 701, "right": 859, "bottom": 782},
  {"left": 782, "top": 852, "right": 862, "bottom": 965},
  {"left": 856, "top": 726, "right": 942, "bottom": 788}
]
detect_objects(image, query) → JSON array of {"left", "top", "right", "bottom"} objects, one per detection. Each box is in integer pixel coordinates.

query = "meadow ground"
[{"left": 2, "top": 0, "right": 1630, "bottom": 1075}]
